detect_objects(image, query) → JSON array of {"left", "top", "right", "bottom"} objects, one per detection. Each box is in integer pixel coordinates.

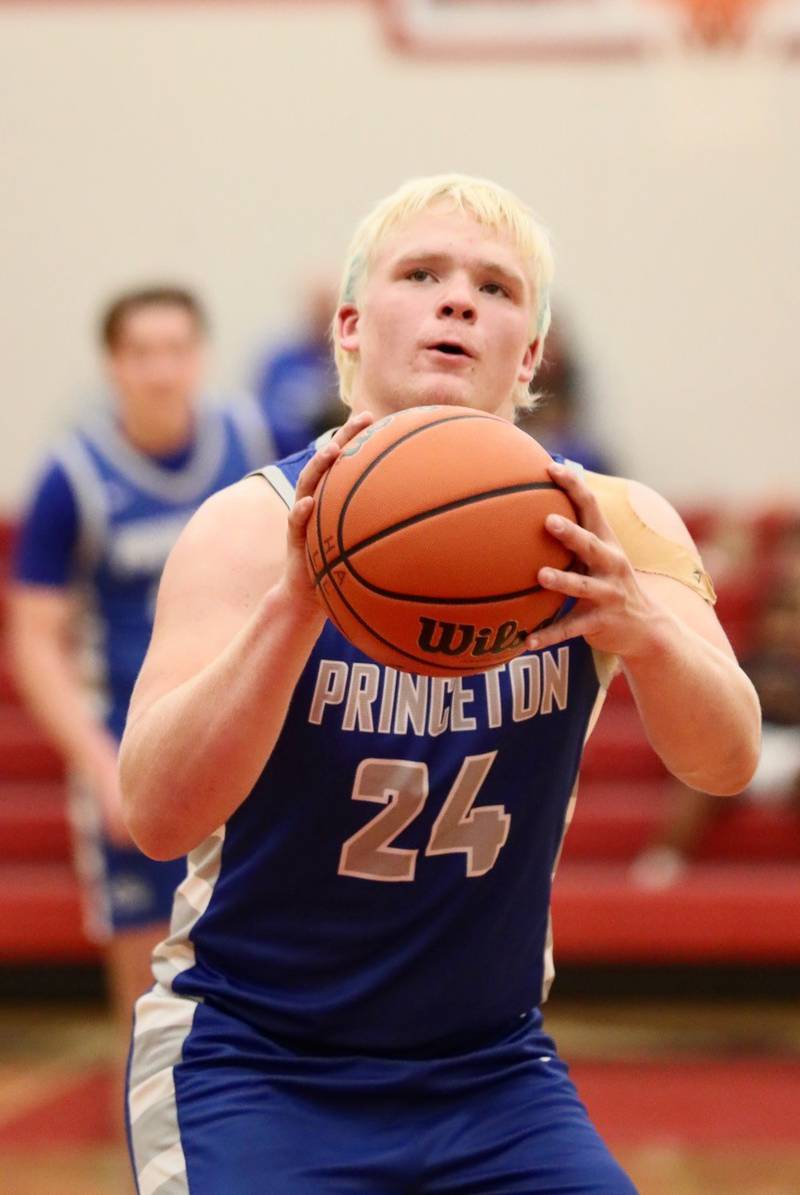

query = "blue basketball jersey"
[
  {"left": 54, "top": 397, "right": 272, "bottom": 740},
  {"left": 155, "top": 441, "right": 616, "bottom": 1054}
]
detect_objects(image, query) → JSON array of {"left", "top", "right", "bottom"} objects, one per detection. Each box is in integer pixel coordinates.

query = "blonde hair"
[{"left": 333, "top": 173, "right": 554, "bottom": 413}]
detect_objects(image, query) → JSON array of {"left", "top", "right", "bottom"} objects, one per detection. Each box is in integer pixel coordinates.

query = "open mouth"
[{"left": 430, "top": 342, "right": 471, "bottom": 358}]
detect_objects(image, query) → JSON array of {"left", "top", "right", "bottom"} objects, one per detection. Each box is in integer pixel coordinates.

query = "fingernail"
[
  {"left": 527, "top": 636, "right": 539, "bottom": 650},
  {"left": 540, "top": 568, "right": 553, "bottom": 584},
  {"left": 547, "top": 515, "right": 564, "bottom": 531}
]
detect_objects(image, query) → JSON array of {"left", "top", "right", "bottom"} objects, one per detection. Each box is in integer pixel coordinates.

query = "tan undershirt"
[{"left": 583, "top": 470, "right": 716, "bottom": 605}]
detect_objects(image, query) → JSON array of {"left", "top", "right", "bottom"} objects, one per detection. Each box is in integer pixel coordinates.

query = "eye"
[
  {"left": 406, "top": 268, "right": 435, "bottom": 283},
  {"left": 481, "top": 281, "right": 510, "bottom": 298}
]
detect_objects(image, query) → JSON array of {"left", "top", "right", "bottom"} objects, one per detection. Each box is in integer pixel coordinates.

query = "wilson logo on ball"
[{"left": 417, "top": 618, "right": 529, "bottom": 659}]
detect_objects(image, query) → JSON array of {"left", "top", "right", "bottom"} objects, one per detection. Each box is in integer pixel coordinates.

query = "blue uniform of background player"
[
  {"left": 13, "top": 396, "right": 270, "bottom": 935},
  {"left": 122, "top": 180, "right": 761, "bottom": 1193},
  {"left": 8, "top": 286, "right": 272, "bottom": 1143}
]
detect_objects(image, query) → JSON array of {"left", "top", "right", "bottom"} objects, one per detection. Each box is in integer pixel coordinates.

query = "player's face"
[
  {"left": 106, "top": 305, "right": 205, "bottom": 421},
  {"left": 339, "top": 208, "right": 538, "bottom": 420}
]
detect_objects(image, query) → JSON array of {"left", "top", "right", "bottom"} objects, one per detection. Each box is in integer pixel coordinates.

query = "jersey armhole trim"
[
  {"left": 53, "top": 433, "right": 109, "bottom": 571},
  {"left": 248, "top": 465, "right": 296, "bottom": 511}
]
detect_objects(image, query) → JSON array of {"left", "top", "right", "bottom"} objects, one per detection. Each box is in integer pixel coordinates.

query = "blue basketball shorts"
[
  {"left": 68, "top": 778, "right": 186, "bottom": 938},
  {"left": 127, "top": 988, "right": 638, "bottom": 1194}
]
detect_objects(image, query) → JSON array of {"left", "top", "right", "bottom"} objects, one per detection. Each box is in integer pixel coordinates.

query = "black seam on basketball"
[
  {"left": 316, "top": 553, "right": 574, "bottom": 671},
  {"left": 335, "top": 412, "right": 501, "bottom": 572},
  {"left": 333, "top": 552, "right": 577, "bottom": 611},
  {"left": 315, "top": 480, "right": 562, "bottom": 581},
  {"left": 323, "top": 573, "right": 547, "bottom": 605},
  {"left": 310, "top": 542, "right": 349, "bottom": 639},
  {"left": 312, "top": 410, "right": 504, "bottom": 589},
  {"left": 315, "top": 559, "right": 508, "bottom": 673}
]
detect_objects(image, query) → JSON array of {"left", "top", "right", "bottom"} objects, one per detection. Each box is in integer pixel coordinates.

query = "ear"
[
  {"left": 337, "top": 304, "right": 360, "bottom": 354},
  {"left": 518, "top": 337, "right": 539, "bottom": 385}
]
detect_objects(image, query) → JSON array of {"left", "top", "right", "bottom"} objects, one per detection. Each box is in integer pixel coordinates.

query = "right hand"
[{"left": 281, "top": 411, "right": 374, "bottom": 614}]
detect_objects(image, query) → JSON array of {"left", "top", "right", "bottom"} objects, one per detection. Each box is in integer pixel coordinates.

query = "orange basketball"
[{"left": 306, "top": 406, "right": 577, "bottom": 676}]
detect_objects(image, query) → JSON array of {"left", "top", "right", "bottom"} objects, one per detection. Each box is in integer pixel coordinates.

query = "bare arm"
[
  {"left": 528, "top": 465, "right": 761, "bottom": 796},
  {"left": 119, "top": 413, "right": 372, "bottom": 860},
  {"left": 7, "top": 585, "right": 128, "bottom": 841}
]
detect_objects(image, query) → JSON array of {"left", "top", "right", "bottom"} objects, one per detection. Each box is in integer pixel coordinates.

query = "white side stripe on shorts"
[
  {"left": 129, "top": 1067, "right": 178, "bottom": 1125},
  {"left": 129, "top": 988, "right": 198, "bottom": 1195},
  {"left": 134, "top": 990, "right": 197, "bottom": 1038},
  {"left": 137, "top": 1141, "right": 187, "bottom": 1195}
]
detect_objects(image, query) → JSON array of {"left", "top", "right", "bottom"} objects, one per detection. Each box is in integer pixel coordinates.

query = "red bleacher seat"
[
  {"left": 0, "top": 862, "right": 98, "bottom": 962},
  {"left": 565, "top": 781, "right": 800, "bottom": 864},
  {"left": 676, "top": 504, "right": 722, "bottom": 545},
  {"left": 0, "top": 706, "right": 64, "bottom": 780},
  {"left": 0, "top": 782, "right": 72, "bottom": 861},
  {"left": 751, "top": 506, "right": 800, "bottom": 555},
  {"left": 603, "top": 672, "right": 634, "bottom": 706},
  {"left": 581, "top": 704, "right": 666, "bottom": 781},
  {"left": 552, "top": 862, "right": 800, "bottom": 962},
  {"left": 714, "top": 577, "right": 760, "bottom": 627},
  {"left": 0, "top": 661, "right": 19, "bottom": 703}
]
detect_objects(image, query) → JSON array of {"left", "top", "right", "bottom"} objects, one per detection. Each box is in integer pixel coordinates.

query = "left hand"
[{"left": 526, "top": 462, "right": 659, "bottom": 659}]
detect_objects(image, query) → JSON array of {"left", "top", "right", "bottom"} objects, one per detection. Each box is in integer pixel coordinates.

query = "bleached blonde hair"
[{"left": 333, "top": 173, "right": 554, "bottom": 413}]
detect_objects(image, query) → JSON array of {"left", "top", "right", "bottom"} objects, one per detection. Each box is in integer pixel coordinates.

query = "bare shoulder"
[
  {"left": 161, "top": 474, "right": 291, "bottom": 601},
  {"left": 172, "top": 474, "right": 289, "bottom": 565}
]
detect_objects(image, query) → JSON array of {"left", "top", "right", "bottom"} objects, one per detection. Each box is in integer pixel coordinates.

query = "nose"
[{"left": 437, "top": 279, "right": 476, "bottom": 323}]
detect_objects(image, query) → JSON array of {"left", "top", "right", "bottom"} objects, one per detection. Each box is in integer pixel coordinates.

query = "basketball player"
[
  {"left": 121, "top": 179, "right": 760, "bottom": 1194},
  {"left": 8, "top": 286, "right": 272, "bottom": 1126}
]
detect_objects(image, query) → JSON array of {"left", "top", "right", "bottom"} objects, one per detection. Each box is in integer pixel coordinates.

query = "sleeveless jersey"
[
  {"left": 54, "top": 397, "right": 271, "bottom": 740},
  {"left": 155, "top": 443, "right": 714, "bottom": 1055}
]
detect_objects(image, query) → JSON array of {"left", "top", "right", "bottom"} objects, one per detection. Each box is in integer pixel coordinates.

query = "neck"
[
  {"left": 349, "top": 385, "right": 390, "bottom": 421},
  {"left": 349, "top": 380, "right": 516, "bottom": 424},
  {"left": 118, "top": 400, "right": 195, "bottom": 457}
]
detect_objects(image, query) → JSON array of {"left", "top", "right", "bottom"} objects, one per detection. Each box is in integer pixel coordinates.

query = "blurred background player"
[
  {"left": 518, "top": 312, "right": 615, "bottom": 475},
  {"left": 253, "top": 275, "right": 347, "bottom": 457},
  {"left": 6, "top": 285, "right": 273, "bottom": 1139}
]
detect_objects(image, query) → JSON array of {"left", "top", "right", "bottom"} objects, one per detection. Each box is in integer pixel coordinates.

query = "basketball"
[{"left": 306, "top": 406, "right": 578, "bottom": 676}]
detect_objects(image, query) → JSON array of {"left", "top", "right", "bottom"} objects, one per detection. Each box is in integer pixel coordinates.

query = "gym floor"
[{"left": 1, "top": 996, "right": 798, "bottom": 1195}]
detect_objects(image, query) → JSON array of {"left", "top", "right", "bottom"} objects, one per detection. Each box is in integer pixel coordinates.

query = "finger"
[
  {"left": 544, "top": 513, "right": 620, "bottom": 573},
  {"left": 297, "top": 410, "right": 375, "bottom": 499},
  {"left": 287, "top": 495, "right": 315, "bottom": 546},
  {"left": 525, "top": 609, "right": 604, "bottom": 652},
  {"left": 538, "top": 567, "right": 614, "bottom": 604},
  {"left": 548, "top": 463, "right": 618, "bottom": 543},
  {"left": 330, "top": 410, "right": 374, "bottom": 449},
  {"left": 296, "top": 411, "right": 373, "bottom": 498},
  {"left": 295, "top": 440, "right": 341, "bottom": 501}
]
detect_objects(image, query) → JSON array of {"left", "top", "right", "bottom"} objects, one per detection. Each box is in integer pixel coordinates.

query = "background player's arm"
[
  {"left": 8, "top": 457, "right": 130, "bottom": 843},
  {"left": 529, "top": 464, "right": 761, "bottom": 796},
  {"left": 119, "top": 412, "right": 372, "bottom": 860},
  {"left": 7, "top": 585, "right": 129, "bottom": 842}
]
